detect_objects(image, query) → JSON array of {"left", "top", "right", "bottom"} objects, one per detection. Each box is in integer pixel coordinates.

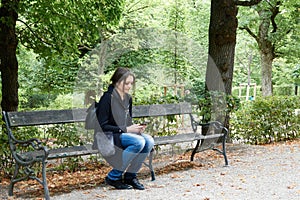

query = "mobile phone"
[{"left": 139, "top": 123, "right": 147, "bottom": 126}]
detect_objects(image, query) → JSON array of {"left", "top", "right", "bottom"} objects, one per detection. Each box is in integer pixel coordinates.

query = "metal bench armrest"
[{"left": 11, "top": 137, "right": 49, "bottom": 165}]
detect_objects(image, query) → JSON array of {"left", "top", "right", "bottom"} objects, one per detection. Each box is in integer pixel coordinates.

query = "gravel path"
[{"left": 1, "top": 140, "right": 299, "bottom": 200}]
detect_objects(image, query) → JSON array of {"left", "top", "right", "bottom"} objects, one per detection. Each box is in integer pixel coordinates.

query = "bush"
[
  {"left": 230, "top": 96, "right": 300, "bottom": 144},
  {"left": 0, "top": 123, "right": 13, "bottom": 178}
]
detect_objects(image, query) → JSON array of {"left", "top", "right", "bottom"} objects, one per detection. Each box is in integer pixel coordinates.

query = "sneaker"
[
  {"left": 105, "top": 177, "right": 133, "bottom": 189},
  {"left": 124, "top": 178, "right": 145, "bottom": 190}
]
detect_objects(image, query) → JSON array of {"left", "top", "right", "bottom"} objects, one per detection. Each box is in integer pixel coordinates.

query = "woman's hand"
[{"left": 127, "top": 124, "right": 146, "bottom": 134}]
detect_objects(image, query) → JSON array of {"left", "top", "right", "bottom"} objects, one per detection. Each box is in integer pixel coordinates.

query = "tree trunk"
[
  {"left": 260, "top": 49, "right": 273, "bottom": 96},
  {"left": 207, "top": 0, "right": 238, "bottom": 95},
  {"left": 258, "top": 9, "right": 274, "bottom": 96},
  {"left": 206, "top": 0, "right": 238, "bottom": 136},
  {"left": 0, "top": 0, "right": 19, "bottom": 111}
]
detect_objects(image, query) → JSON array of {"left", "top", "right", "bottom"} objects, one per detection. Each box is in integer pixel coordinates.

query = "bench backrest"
[{"left": 4, "top": 102, "right": 192, "bottom": 127}]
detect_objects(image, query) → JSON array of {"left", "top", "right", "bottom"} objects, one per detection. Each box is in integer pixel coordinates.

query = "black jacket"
[{"left": 96, "top": 84, "right": 133, "bottom": 147}]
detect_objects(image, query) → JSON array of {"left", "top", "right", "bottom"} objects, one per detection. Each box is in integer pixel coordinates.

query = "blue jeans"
[{"left": 107, "top": 133, "right": 154, "bottom": 180}]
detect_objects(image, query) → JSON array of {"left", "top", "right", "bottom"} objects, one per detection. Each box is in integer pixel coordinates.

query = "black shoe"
[
  {"left": 105, "top": 177, "right": 133, "bottom": 189},
  {"left": 124, "top": 178, "right": 145, "bottom": 190}
]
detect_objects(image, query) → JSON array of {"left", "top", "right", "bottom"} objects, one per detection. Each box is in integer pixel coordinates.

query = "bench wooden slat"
[
  {"left": 7, "top": 102, "right": 192, "bottom": 127},
  {"left": 22, "top": 133, "right": 225, "bottom": 160},
  {"left": 7, "top": 109, "right": 86, "bottom": 127},
  {"left": 153, "top": 133, "right": 196, "bottom": 145},
  {"left": 153, "top": 133, "right": 224, "bottom": 145},
  {"left": 132, "top": 102, "right": 192, "bottom": 118},
  {"left": 47, "top": 145, "right": 98, "bottom": 159},
  {"left": 22, "top": 145, "right": 98, "bottom": 160}
]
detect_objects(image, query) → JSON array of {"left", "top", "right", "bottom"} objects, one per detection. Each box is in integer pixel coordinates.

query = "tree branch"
[
  {"left": 235, "top": 0, "right": 262, "bottom": 6},
  {"left": 126, "top": 5, "right": 151, "bottom": 15},
  {"left": 240, "top": 26, "right": 259, "bottom": 43},
  {"left": 17, "top": 19, "right": 53, "bottom": 47},
  {"left": 269, "top": 1, "right": 281, "bottom": 33}
]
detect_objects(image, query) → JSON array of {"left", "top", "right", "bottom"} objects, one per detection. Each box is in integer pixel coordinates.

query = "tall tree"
[
  {"left": 207, "top": 0, "right": 262, "bottom": 129},
  {"left": 207, "top": 0, "right": 262, "bottom": 95},
  {"left": 239, "top": 0, "right": 299, "bottom": 96},
  {"left": 0, "top": 0, "right": 124, "bottom": 111}
]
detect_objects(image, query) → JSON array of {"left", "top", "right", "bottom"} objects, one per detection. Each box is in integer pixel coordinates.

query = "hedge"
[{"left": 230, "top": 96, "right": 300, "bottom": 144}]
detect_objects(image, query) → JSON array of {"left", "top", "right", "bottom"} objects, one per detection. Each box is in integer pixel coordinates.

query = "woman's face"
[{"left": 116, "top": 75, "right": 134, "bottom": 95}]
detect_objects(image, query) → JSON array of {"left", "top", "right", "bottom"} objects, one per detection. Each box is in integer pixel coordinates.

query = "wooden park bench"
[{"left": 2, "top": 102, "right": 228, "bottom": 200}]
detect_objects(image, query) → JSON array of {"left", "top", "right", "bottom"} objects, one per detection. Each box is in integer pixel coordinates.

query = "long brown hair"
[{"left": 110, "top": 67, "right": 135, "bottom": 86}]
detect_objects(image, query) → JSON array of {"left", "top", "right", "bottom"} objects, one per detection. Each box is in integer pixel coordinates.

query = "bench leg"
[
  {"left": 190, "top": 140, "right": 200, "bottom": 161},
  {"left": 42, "top": 160, "right": 50, "bottom": 200},
  {"left": 8, "top": 163, "right": 20, "bottom": 196},
  {"left": 8, "top": 160, "right": 50, "bottom": 199},
  {"left": 143, "top": 148, "right": 155, "bottom": 181},
  {"left": 212, "top": 134, "right": 229, "bottom": 166},
  {"left": 149, "top": 150, "right": 155, "bottom": 181},
  {"left": 221, "top": 135, "right": 229, "bottom": 166}
]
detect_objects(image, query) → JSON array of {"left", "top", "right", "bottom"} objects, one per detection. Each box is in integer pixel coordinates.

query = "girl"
[{"left": 96, "top": 67, "right": 154, "bottom": 190}]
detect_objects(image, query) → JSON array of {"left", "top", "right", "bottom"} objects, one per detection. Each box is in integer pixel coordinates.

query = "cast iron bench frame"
[{"left": 3, "top": 102, "right": 228, "bottom": 200}]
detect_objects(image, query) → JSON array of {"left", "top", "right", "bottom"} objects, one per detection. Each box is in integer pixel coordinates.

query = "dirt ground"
[{"left": 1, "top": 139, "right": 299, "bottom": 200}]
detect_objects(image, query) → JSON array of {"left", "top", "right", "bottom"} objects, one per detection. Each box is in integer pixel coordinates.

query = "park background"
[{"left": 0, "top": 0, "right": 299, "bottom": 197}]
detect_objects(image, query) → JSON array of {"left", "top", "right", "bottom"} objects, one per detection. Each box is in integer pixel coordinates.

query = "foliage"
[
  {"left": 184, "top": 0, "right": 210, "bottom": 46},
  {"left": 195, "top": 91, "right": 240, "bottom": 123},
  {"left": 16, "top": 0, "right": 298, "bottom": 109},
  {"left": 14, "top": 0, "right": 125, "bottom": 95},
  {"left": 18, "top": 0, "right": 124, "bottom": 56},
  {"left": 276, "top": 1, "right": 300, "bottom": 64},
  {"left": 292, "top": 64, "right": 300, "bottom": 85},
  {"left": 273, "top": 84, "right": 294, "bottom": 96},
  {"left": 238, "top": 0, "right": 299, "bottom": 57},
  {"left": 237, "top": 0, "right": 300, "bottom": 94},
  {"left": 234, "top": 31, "right": 261, "bottom": 87},
  {"left": 230, "top": 96, "right": 300, "bottom": 144},
  {"left": 0, "top": 121, "right": 14, "bottom": 177}
]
